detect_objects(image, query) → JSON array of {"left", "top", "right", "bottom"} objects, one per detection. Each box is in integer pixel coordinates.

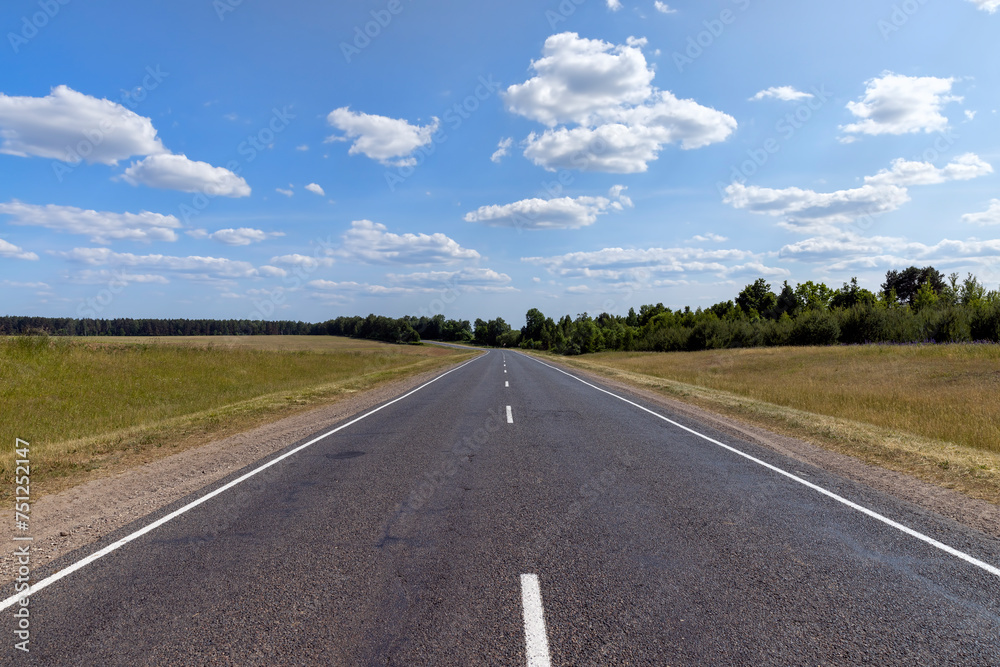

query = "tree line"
[{"left": 511, "top": 267, "right": 1000, "bottom": 355}]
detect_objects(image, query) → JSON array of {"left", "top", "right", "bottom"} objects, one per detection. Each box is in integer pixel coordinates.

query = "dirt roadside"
[{"left": 4, "top": 352, "right": 997, "bottom": 589}]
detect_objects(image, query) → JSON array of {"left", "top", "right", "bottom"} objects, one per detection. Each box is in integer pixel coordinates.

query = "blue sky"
[{"left": 1, "top": 0, "right": 998, "bottom": 325}]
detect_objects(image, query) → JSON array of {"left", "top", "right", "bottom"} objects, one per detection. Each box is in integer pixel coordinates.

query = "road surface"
[{"left": 5, "top": 350, "right": 999, "bottom": 664}]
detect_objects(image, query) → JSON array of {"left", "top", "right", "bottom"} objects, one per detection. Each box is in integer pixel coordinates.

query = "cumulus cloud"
[
  {"left": 491, "top": 137, "right": 513, "bottom": 163},
  {"left": 269, "top": 254, "right": 336, "bottom": 269},
  {"left": 654, "top": 2, "right": 677, "bottom": 13},
  {"left": 724, "top": 182, "right": 911, "bottom": 229},
  {"left": 0, "top": 85, "right": 166, "bottom": 164},
  {"left": 504, "top": 33, "right": 736, "bottom": 173},
  {"left": 969, "top": 0, "right": 1000, "bottom": 12},
  {"left": 522, "top": 245, "right": 784, "bottom": 283},
  {"left": 962, "top": 199, "right": 1000, "bottom": 226},
  {"left": 55, "top": 247, "right": 265, "bottom": 279},
  {"left": 121, "top": 154, "right": 251, "bottom": 197},
  {"left": 276, "top": 187, "right": 294, "bottom": 197},
  {"left": 72, "top": 270, "right": 170, "bottom": 285},
  {"left": 0, "top": 238, "right": 38, "bottom": 260},
  {"left": 387, "top": 268, "right": 515, "bottom": 291},
  {"left": 607, "top": 0, "right": 623, "bottom": 10},
  {"left": 750, "top": 86, "right": 813, "bottom": 102},
  {"left": 864, "top": 153, "right": 993, "bottom": 187},
  {"left": 464, "top": 185, "right": 633, "bottom": 230},
  {"left": 0, "top": 200, "right": 181, "bottom": 243},
  {"left": 305, "top": 183, "right": 325, "bottom": 196},
  {"left": 188, "top": 227, "right": 285, "bottom": 246},
  {"left": 691, "top": 233, "right": 728, "bottom": 242},
  {"left": 725, "top": 154, "right": 992, "bottom": 231},
  {"left": 336, "top": 220, "right": 480, "bottom": 265},
  {"left": 841, "top": 72, "right": 962, "bottom": 140},
  {"left": 778, "top": 232, "right": 1000, "bottom": 274},
  {"left": 326, "top": 107, "right": 439, "bottom": 167}
]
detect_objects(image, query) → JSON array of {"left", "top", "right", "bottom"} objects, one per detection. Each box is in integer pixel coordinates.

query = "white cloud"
[
  {"left": 864, "top": 153, "right": 992, "bottom": 187},
  {"left": 522, "top": 245, "right": 783, "bottom": 282},
  {"left": 72, "top": 270, "right": 170, "bottom": 285},
  {"left": 505, "top": 34, "right": 736, "bottom": 173},
  {"left": 122, "top": 154, "right": 251, "bottom": 197},
  {"left": 724, "top": 154, "right": 992, "bottom": 231},
  {"left": 724, "top": 181, "right": 911, "bottom": 229},
  {"left": 0, "top": 238, "right": 38, "bottom": 260},
  {"left": 269, "top": 254, "right": 336, "bottom": 269},
  {"left": 504, "top": 33, "right": 656, "bottom": 127},
  {"left": 295, "top": 144, "right": 309, "bottom": 151},
  {"left": 653, "top": 1, "right": 677, "bottom": 13},
  {"left": 326, "top": 107, "right": 439, "bottom": 167},
  {"left": 750, "top": 86, "right": 813, "bottom": 102},
  {"left": 491, "top": 137, "right": 513, "bottom": 163},
  {"left": 276, "top": 188, "right": 294, "bottom": 197},
  {"left": 464, "top": 185, "right": 633, "bottom": 230},
  {"left": 965, "top": 110, "right": 978, "bottom": 121},
  {"left": 308, "top": 267, "right": 515, "bottom": 298},
  {"left": 0, "top": 85, "right": 166, "bottom": 164},
  {"left": 0, "top": 200, "right": 181, "bottom": 243},
  {"left": 779, "top": 231, "right": 1000, "bottom": 273},
  {"left": 387, "top": 268, "right": 515, "bottom": 291},
  {"left": 1, "top": 280, "right": 50, "bottom": 289},
  {"left": 607, "top": 0, "right": 623, "bottom": 10},
  {"left": 305, "top": 183, "right": 325, "bottom": 196},
  {"left": 691, "top": 233, "right": 728, "bottom": 242},
  {"left": 337, "top": 220, "right": 480, "bottom": 265},
  {"left": 969, "top": 0, "right": 1000, "bottom": 12},
  {"left": 188, "top": 227, "right": 285, "bottom": 246},
  {"left": 841, "top": 72, "right": 962, "bottom": 140},
  {"left": 962, "top": 199, "right": 1000, "bottom": 226},
  {"left": 55, "top": 247, "right": 265, "bottom": 279}
]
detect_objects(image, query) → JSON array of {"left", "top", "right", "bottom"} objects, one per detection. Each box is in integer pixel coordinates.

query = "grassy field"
[
  {"left": 0, "top": 336, "right": 472, "bottom": 497},
  {"left": 550, "top": 344, "right": 1000, "bottom": 503}
]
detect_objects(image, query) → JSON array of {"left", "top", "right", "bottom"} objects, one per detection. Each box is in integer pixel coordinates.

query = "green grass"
[{"left": 0, "top": 335, "right": 472, "bottom": 496}]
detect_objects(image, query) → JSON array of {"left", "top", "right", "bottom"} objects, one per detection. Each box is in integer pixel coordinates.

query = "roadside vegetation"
[{"left": 0, "top": 335, "right": 471, "bottom": 498}]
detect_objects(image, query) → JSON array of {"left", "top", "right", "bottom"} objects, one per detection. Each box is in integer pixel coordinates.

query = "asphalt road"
[{"left": 6, "top": 350, "right": 1000, "bottom": 665}]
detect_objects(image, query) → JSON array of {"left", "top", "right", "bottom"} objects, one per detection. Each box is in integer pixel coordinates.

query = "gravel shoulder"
[{"left": 5, "top": 349, "right": 997, "bottom": 589}]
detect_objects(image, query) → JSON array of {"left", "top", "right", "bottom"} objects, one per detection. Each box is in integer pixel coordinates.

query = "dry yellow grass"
[
  {"left": 547, "top": 344, "right": 1000, "bottom": 504},
  {"left": 0, "top": 336, "right": 472, "bottom": 497}
]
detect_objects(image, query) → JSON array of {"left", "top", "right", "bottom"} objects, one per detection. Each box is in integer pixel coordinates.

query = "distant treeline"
[
  {"left": 0, "top": 314, "right": 473, "bottom": 346},
  {"left": 511, "top": 267, "right": 1000, "bottom": 355}
]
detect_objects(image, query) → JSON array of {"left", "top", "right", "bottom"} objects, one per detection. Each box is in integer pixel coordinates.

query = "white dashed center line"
[
  {"left": 520, "top": 574, "right": 552, "bottom": 667},
  {"left": 506, "top": 405, "right": 513, "bottom": 423},
  {"left": 505, "top": 381, "right": 509, "bottom": 387}
]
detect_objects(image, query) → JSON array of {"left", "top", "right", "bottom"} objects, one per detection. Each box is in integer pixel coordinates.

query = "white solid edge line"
[
  {"left": 507, "top": 405, "right": 514, "bottom": 424},
  {"left": 521, "top": 573, "right": 552, "bottom": 667},
  {"left": 0, "top": 352, "right": 489, "bottom": 612},
  {"left": 520, "top": 353, "right": 1000, "bottom": 579}
]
